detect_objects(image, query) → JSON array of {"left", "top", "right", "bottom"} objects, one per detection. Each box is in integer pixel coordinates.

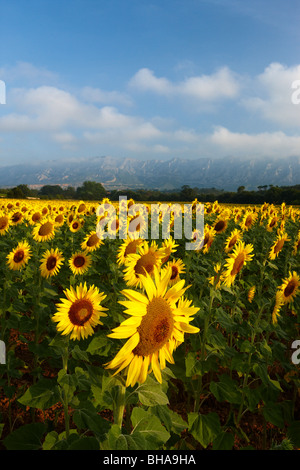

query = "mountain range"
[{"left": 0, "top": 155, "right": 299, "bottom": 191}]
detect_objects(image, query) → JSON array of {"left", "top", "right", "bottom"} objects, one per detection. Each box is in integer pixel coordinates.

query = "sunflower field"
[{"left": 0, "top": 197, "right": 299, "bottom": 451}]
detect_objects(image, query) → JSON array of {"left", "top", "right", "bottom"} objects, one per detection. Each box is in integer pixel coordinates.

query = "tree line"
[{"left": 0, "top": 182, "right": 300, "bottom": 205}]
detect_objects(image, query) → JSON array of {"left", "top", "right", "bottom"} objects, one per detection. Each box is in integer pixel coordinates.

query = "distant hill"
[{"left": 0, "top": 155, "right": 299, "bottom": 191}]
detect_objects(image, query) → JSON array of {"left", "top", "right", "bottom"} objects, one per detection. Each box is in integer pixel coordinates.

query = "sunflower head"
[
  {"left": 0, "top": 212, "right": 10, "bottom": 235},
  {"left": 69, "top": 251, "right": 92, "bottom": 276},
  {"left": 123, "top": 241, "right": 163, "bottom": 287},
  {"left": 52, "top": 282, "right": 107, "bottom": 340},
  {"left": 279, "top": 271, "right": 299, "bottom": 304},
  {"left": 81, "top": 231, "right": 104, "bottom": 252},
  {"left": 32, "top": 218, "right": 56, "bottom": 242},
  {"left": 105, "top": 266, "right": 199, "bottom": 387},
  {"left": 40, "top": 248, "right": 64, "bottom": 278},
  {"left": 223, "top": 241, "right": 254, "bottom": 287},
  {"left": 7, "top": 240, "right": 32, "bottom": 271}
]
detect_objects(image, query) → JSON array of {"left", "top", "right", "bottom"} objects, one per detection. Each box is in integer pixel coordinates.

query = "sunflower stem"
[
  {"left": 114, "top": 382, "right": 126, "bottom": 430},
  {"left": 194, "top": 288, "right": 215, "bottom": 412},
  {"left": 61, "top": 337, "right": 70, "bottom": 438}
]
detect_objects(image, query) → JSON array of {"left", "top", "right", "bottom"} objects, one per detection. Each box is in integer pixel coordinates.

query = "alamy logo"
[
  {"left": 0, "top": 80, "right": 6, "bottom": 104},
  {"left": 291, "top": 80, "right": 300, "bottom": 105},
  {"left": 95, "top": 196, "right": 204, "bottom": 251}
]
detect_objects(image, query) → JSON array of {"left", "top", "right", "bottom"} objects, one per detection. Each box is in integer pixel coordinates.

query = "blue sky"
[{"left": 0, "top": 0, "right": 300, "bottom": 166}]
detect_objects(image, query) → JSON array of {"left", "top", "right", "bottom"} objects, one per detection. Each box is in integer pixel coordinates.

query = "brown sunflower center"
[
  {"left": 134, "top": 252, "right": 157, "bottom": 277},
  {"left": 203, "top": 233, "right": 209, "bottom": 246},
  {"left": 39, "top": 221, "right": 54, "bottom": 236},
  {"left": 124, "top": 240, "right": 139, "bottom": 256},
  {"left": 284, "top": 280, "right": 297, "bottom": 298},
  {"left": 170, "top": 265, "right": 179, "bottom": 280},
  {"left": 46, "top": 255, "right": 57, "bottom": 271},
  {"left": 0, "top": 216, "right": 9, "bottom": 229},
  {"left": 11, "top": 212, "right": 22, "bottom": 223},
  {"left": 228, "top": 235, "right": 238, "bottom": 248},
  {"left": 73, "top": 255, "right": 85, "bottom": 268},
  {"left": 87, "top": 234, "right": 99, "bottom": 247},
  {"left": 55, "top": 214, "right": 64, "bottom": 224},
  {"left": 214, "top": 220, "right": 226, "bottom": 232},
  {"left": 245, "top": 216, "right": 252, "bottom": 227},
  {"left": 78, "top": 203, "right": 86, "bottom": 213},
  {"left": 68, "top": 299, "right": 93, "bottom": 326},
  {"left": 231, "top": 253, "right": 245, "bottom": 276},
  {"left": 72, "top": 222, "right": 79, "bottom": 230},
  {"left": 13, "top": 250, "right": 24, "bottom": 263},
  {"left": 32, "top": 212, "right": 42, "bottom": 222},
  {"left": 274, "top": 239, "right": 285, "bottom": 254},
  {"left": 133, "top": 297, "right": 174, "bottom": 356}
]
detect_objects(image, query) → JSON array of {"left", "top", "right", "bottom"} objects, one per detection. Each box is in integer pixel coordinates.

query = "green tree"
[{"left": 75, "top": 181, "right": 106, "bottom": 200}]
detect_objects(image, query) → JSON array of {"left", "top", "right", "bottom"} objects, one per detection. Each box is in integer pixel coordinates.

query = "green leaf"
[
  {"left": 137, "top": 377, "right": 169, "bottom": 406},
  {"left": 18, "top": 378, "right": 60, "bottom": 409},
  {"left": 253, "top": 363, "right": 283, "bottom": 391},
  {"left": 86, "top": 334, "right": 111, "bottom": 356},
  {"left": 73, "top": 407, "right": 110, "bottom": 439},
  {"left": 57, "top": 369, "right": 77, "bottom": 402},
  {"left": 263, "top": 403, "right": 285, "bottom": 428},
  {"left": 72, "top": 344, "right": 90, "bottom": 362},
  {"left": 151, "top": 405, "right": 187, "bottom": 435},
  {"left": 3, "top": 423, "right": 46, "bottom": 450},
  {"left": 212, "top": 431, "right": 235, "bottom": 450},
  {"left": 209, "top": 374, "right": 242, "bottom": 404},
  {"left": 68, "top": 436, "right": 100, "bottom": 450},
  {"left": 287, "top": 421, "right": 300, "bottom": 448},
  {"left": 188, "top": 412, "right": 221, "bottom": 448},
  {"left": 131, "top": 407, "right": 170, "bottom": 449}
]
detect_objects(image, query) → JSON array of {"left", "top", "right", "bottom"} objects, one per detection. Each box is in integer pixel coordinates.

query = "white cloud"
[
  {"left": 129, "top": 66, "right": 240, "bottom": 101},
  {"left": 210, "top": 126, "right": 300, "bottom": 157},
  {"left": 241, "top": 62, "right": 300, "bottom": 128},
  {"left": 81, "top": 86, "right": 133, "bottom": 107},
  {"left": 0, "top": 61, "right": 58, "bottom": 85}
]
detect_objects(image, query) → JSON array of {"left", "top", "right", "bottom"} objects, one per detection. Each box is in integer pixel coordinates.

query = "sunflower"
[
  {"left": 81, "top": 231, "right": 104, "bottom": 252},
  {"left": 10, "top": 211, "right": 24, "bottom": 226},
  {"left": 117, "top": 237, "right": 144, "bottom": 266},
  {"left": 240, "top": 211, "right": 257, "bottom": 231},
  {"left": 269, "top": 231, "right": 290, "bottom": 260},
  {"left": 224, "top": 229, "right": 242, "bottom": 253},
  {"left": 201, "top": 224, "right": 215, "bottom": 253},
  {"left": 69, "top": 251, "right": 92, "bottom": 276},
  {"left": 69, "top": 217, "right": 84, "bottom": 233},
  {"left": 278, "top": 271, "right": 300, "bottom": 304},
  {"left": 272, "top": 291, "right": 284, "bottom": 324},
  {"left": 292, "top": 231, "right": 300, "bottom": 256},
  {"left": 0, "top": 212, "right": 10, "bottom": 235},
  {"left": 213, "top": 217, "right": 228, "bottom": 234},
  {"left": 52, "top": 282, "right": 107, "bottom": 340},
  {"left": 159, "top": 237, "right": 178, "bottom": 264},
  {"left": 76, "top": 201, "right": 87, "bottom": 215},
  {"left": 105, "top": 267, "right": 199, "bottom": 387},
  {"left": 127, "top": 212, "right": 148, "bottom": 239},
  {"left": 54, "top": 213, "right": 65, "bottom": 227},
  {"left": 123, "top": 241, "right": 163, "bottom": 288},
  {"left": 32, "top": 218, "right": 56, "bottom": 242},
  {"left": 208, "top": 263, "right": 223, "bottom": 289},
  {"left": 161, "top": 258, "right": 185, "bottom": 286},
  {"left": 40, "top": 248, "right": 64, "bottom": 278},
  {"left": 247, "top": 285, "right": 256, "bottom": 303},
  {"left": 266, "top": 215, "right": 278, "bottom": 232},
  {"left": 28, "top": 211, "right": 43, "bottom": 226},
  {"left": 107, "top": 216, "right": 120, "bottom": 237},
  {"left": 222, "top": 241, "right": 254, "bottom": 287},
  {"left": 7, "top": 240, "right": 32, "bottom": 271}
]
